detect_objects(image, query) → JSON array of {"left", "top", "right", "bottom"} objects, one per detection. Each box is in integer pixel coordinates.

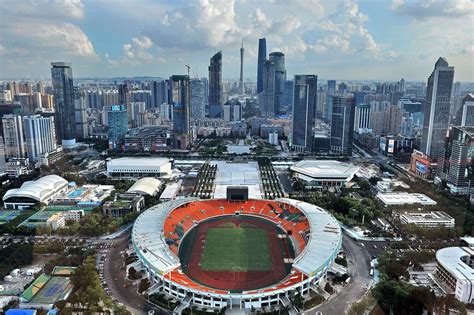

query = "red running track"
[{"left": 184, "top": 216, "right": 291, "bottom": 291}]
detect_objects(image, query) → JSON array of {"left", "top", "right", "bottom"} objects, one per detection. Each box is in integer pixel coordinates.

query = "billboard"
[
  {"left": 416, "top": 160, "right": 427, "bottom": 174},
  {"left": 388, "top": 140, "right": 395, "bottom": 154}
]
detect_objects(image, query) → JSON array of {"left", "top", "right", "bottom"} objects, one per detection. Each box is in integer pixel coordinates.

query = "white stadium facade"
[{"left": 130, "top": 197, "right": 342, "bottom": 313}]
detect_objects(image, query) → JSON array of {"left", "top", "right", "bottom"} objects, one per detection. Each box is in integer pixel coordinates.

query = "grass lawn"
[{"left": 200, "top": 226, "right": 272, "bottom": 272}]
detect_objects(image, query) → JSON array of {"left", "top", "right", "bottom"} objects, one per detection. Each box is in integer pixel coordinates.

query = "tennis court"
[{"left": 30, "top": 276, "right": 72, "bottom": 304}]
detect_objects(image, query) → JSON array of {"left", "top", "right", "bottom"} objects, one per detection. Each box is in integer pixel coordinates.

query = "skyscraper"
[
  {"left": 190, "top": 78, "right": 206, "bottom": 120},
  {"left": 269, "top": 52, "right": 286, "bottom": 114},
  {"left": 437, "top": 126, "right": 474, "bottom": 195},
  {"left": 2, "top": 114, "right": 25, "bottom": 159},
  {"left": 51, "top": 62, "right": 76, "bottom": 148},
  {"left": 457, "top": 94, "right": 474, "bottom": 127},
  {"left": 0, "top": 136, "right": 6, "bottom": 174},
  {"left": 292, "top": 75, "right": 317, "bottom": 152},
  {"left": 151, "top": 80, "right": 169, "bottom": 108},
  {"left": 331, "top": 96, "right": 355, "bottom": 156},
  {"left": 239, "top": 38, "right": 245, "bottom": 95},
  {"left": 106, "top": 105, "right": 128, "bottom": 147},
  {"left": 259, "top": 52, "right": 287, "bottom": 117},
  {"left": 170, "top": 75, "right": 191, "bottom": 149},
  {"left": 354, "top": 103, "right": 371, "bottom": 133},
  {"left": 327, "top": 80, "right": 336, "bottom": 94},
  {"left": 421, "top": 57, "right": 454, "bottom": 159},
  {"left": 257, "top": 38, "right": 267, "bottom": 94},
  {"left": 74, "top": 90, "right": 88, "bottom": 139},
  {"left": 208, "top": 51, "right": 223, "bottom": 118},
  {"left": 23, "top": 115, "right": 57, "bottom": 161},
  {"left": 259, "top": 60, "right": 275, "bottom": 117}
]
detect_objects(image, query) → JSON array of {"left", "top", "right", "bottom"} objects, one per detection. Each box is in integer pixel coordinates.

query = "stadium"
[{"left": 131, "top": 188, "right": 342, "bottom": 313}]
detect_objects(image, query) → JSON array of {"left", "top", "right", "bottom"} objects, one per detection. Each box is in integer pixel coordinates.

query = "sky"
[{"left": 0, "top": 0, "right": 473, "bottom": 81}]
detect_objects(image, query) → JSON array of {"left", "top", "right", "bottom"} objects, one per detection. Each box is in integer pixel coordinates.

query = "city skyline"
[{"left": 0, "top": 0, "right": 473, "bottom": 81}]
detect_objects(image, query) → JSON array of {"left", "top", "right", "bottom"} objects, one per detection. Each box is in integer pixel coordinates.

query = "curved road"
[
  {"left": 102, "top": 232, "right": 170, "bottom": 315},
  {"left": 305, "top": 233, "right": 372, "bottom": 315}
]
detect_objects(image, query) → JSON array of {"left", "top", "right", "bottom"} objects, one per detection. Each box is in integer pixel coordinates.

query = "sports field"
[
  {"left": 179, "top": 215, "right": 294, "bottom": 291},
  {"left": 201, "top": 226, "right": 271, "bottom": 272},
  {"left": 30, "top": 276, "right": 72, "bottom": 304}
]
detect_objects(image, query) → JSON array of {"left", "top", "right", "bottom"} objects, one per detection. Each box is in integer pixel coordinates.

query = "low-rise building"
[
  {"left": 400, "top": 211, "right": 455, "bottom": 228},
  {"left": 159, "top": 182, "right": 181, "bottom": 201},
  {"left": 377, "top": 192, "right": 437, "bottom": 206},
  {"left": 106, "top": 157, "right": 173, "bottom": 179},
  {"left": 103, "top": 194, "right": 145, "bottom": 218}
]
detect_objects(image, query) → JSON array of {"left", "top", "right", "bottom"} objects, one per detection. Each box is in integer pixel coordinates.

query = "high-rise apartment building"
[
  {"left": 23, "top": 115, "right": 57, "bottom": 161},
  {"left": 257, "top": 38, "right": 267, "bottom": 94},
  {"left": 208, "top": 51, "right": 223, "bottom": 118},
  {"left": 170, "top": 75, "right": 191, "bottom": 149},
  {"left": 292, "top": 75, "right": 317, "bottom": 152},
  {"left": 0, "top": 136, "right": 6, "bottom": 174},
  {"left": 151, "top": 80, "right": 169, "bottom": 108},
  {"left": 2, "top": 114, "right": 26, "bottom": 159},
  {"left": 354, "top": 103, "right": 371, "bottom": 133},
  {"left": 327, "top": 80, "right": 336, "bottom": 94},
  {"left": 331, "top": 96, "right": 355, "bottom": 156},
  {"left": 190, "top": 79, "right": 206, "bottom": 120},
  {"left": 437, "top": 126, "right": 474, "bottom": 195},
  {"left": 51, "top": 62, "right": 76, "bottom": 148},
  {"left": 420, "top": 57, "right": 454, "bottom": 159},
  {"left": 223, "top": 100, "right": 242, "bottom": 122},
  {"left": 74, "top": 90, "right": 88, "bottom": 139}
]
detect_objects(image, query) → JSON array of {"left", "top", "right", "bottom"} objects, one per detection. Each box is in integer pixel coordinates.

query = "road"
[
  {"left": 306, "top": 233, "right": 372, "bottom": 315},
  {"left": 102, "top": 232, "right": 169, "bottom": 315}
]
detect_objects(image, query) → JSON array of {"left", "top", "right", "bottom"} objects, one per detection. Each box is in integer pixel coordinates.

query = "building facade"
[
  {"left": 23, "top": 115, "right": 57, "bottom": 161},
  {"left": 106, "top": 105, "right": 128, "bottom": 147},
  {"left": 170, "top": 75, "right": 191, "bottom": 149},
  {"left": 190, "top": 78, "right": 206, "bottom": 120},
  {"left": 257, "top": 38, "right": 267, "bottom": 94},
  {"left": 420, "top": 57, "right": 454, "bottom": 159},
  {"left": 2, "top": 114, "right": 26, "bottom": 159},
  {"left": 330, "top": 96, "right": 355, "bottom": 156},
  {"left": 292, "top": 75, "right": 317, "bottom": 152},
  {"left": 437, "top": 126, "right": 474, "bottom": 195},
  {"left": 51, "top": 62, "right": 76, "bottom": 148},
  {"left": 208, "top": 51, "right": 223, "bottom": 118}
]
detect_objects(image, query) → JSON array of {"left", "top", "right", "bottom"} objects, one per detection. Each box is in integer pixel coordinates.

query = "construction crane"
[{"left": 185, "top": 64, "right": 190, "bottom": 77}]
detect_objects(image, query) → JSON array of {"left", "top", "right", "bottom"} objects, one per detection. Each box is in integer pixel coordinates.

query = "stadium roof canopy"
[
  {"left": 132, "top": 197, "right": 342, "bottom": 278},
  {"left": 3, "top": 175, "right": 68, "bottom": 203},
  {"left": 290, "top": 160, "right": 359, "bottom": 180},
  {"left": 436, "top": 247, "right": 474, "bottom": 283},
  {"left": 127, "top": 177, "right": 162, "bottom": 196}
]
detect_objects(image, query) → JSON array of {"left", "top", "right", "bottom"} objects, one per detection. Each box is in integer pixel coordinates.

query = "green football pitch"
[{"left": 200, "top": 226, "right": 272, "bottom": 272}]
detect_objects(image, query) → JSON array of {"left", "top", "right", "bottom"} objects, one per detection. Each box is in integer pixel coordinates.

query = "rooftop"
[
  {"left": 107, "top": 157, "right": 171, "bottom": 168},
  {"left": 290, "top": 160, "right": 359, "bottom": 179},
  {"left": 436, "top": 247, "right": 474, "bottom": 282},
  {"left": 212, "top": 161, "right": 262, "bottom": 199},
  {"left": 377, "top": 192, "right": 437, "bottom": 206}
]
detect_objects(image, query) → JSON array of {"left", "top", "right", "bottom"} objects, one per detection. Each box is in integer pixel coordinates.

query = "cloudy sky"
[{"left": 0, "top": 0, "right": 473, "bottom": 81}]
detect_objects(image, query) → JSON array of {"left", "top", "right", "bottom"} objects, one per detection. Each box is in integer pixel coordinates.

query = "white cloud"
[
  {"left": 107, "top": 36, "right": 164, "bottom": 66},
  {"left": 151, "top": 0, "right": 242, "bottom": 51},
  {"left": 0, "top": 0, "right": 96, "bottom": 77},
  {"left": 391, "top": 0, "right": 474, "bottom": 19},
  {"left": 299, "top": 0, "right": 382, "bottom": 56}
]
